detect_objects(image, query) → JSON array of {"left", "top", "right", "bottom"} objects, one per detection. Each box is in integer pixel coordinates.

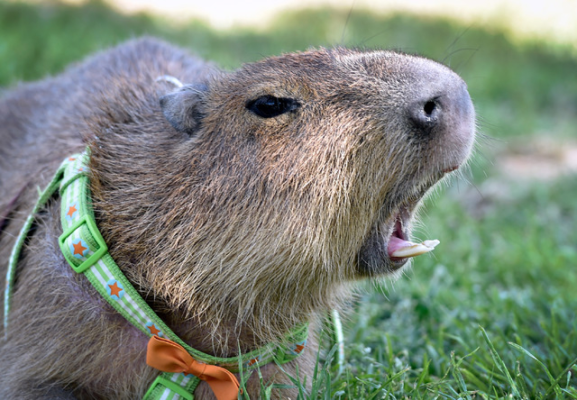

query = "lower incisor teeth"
[{"left": 391, "top": 239, "right": 440, "bottom": 258}]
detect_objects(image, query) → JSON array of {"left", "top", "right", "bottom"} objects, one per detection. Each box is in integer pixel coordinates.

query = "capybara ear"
[{"left": 159, "top": 83, "right": 208, "bottom": 135}]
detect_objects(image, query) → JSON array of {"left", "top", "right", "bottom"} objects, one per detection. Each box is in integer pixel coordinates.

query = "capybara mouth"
[
  {"left": 357, "top": 204, "right": 418, "bottom": 275},
  {"left": 383, "top": 206, "right": 415, "bottom": 269},
  {"left": 387, "top": 210, "right": 440, "bottom": 263},
  {"left": 357, "top": 167, "right": 460, "bottom": 276},
  {"left": 357, "top": 204, "right": 441, "bottom": 276}
]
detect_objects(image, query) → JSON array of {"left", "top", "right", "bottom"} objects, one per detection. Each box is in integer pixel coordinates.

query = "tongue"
[{"left": 388, "top": 236, "right": 440, "bottom": 259}]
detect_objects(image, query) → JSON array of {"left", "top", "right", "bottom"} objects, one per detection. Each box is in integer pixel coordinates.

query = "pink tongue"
[{"left": 387, "top": 236, "right": 413, "bottom": 258}]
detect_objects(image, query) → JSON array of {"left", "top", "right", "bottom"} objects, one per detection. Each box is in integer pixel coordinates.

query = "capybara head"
[{"left": 88, "top": 46, "right": 475, "bottom": 342}]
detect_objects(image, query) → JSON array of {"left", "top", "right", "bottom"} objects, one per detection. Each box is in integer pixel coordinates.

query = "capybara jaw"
[{"left": 356, "top": 162, "right": 467, "bottom": 276}]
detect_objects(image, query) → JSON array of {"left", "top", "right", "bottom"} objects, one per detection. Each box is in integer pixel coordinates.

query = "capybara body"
[{"left": 0, "top": 38, "right": 475, "bottom": 399}]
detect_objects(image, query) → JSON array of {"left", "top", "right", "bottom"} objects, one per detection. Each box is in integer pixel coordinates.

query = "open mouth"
[
  {"left": 356, "top": 166, "right": 455, "bottom": 276},
  {"left": 387, "top": 208, "right": 439, "bottom": 264},
  {"left": 357, "top": 203, "right": 440, "bottom": 275}
]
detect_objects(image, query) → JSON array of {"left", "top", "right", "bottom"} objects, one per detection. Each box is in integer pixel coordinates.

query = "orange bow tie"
[{"left": 146, "top": 336, "right": 240, "bottom": 400}]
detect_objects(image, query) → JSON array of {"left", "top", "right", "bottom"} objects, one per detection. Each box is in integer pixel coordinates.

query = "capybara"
[{"left": 0, "top": 38, "right": 475, "bottom": 399}]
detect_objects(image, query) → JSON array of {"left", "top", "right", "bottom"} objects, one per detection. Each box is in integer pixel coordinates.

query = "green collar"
[{"left": 4, "top": 150, "right": 310, "bottom": 399}]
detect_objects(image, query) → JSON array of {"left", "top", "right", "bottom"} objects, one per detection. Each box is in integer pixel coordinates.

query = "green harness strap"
[{"left": 4, "top": 151, "right": 312, "bottom": 400}]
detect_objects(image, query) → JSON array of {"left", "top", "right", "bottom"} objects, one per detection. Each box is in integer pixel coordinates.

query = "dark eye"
[{"left": 246, "top": 95, "right": 300, "bottom": 118}]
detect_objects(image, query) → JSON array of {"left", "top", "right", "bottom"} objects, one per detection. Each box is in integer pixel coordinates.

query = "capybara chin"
[{"left": 0, "top": 38, "right": 475, "bottom": 399}]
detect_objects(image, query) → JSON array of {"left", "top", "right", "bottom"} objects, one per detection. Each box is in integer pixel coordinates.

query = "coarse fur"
[{"left": 0, "top": 38, "right": 475, "bottom": 399}]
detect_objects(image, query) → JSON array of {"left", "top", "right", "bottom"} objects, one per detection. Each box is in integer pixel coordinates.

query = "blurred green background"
[{"left": 1, "top": 0, "right": 576, "bottom": 397}]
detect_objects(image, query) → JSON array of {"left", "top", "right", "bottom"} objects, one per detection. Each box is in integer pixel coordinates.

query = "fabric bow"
[{"left": 146, "top": 336, "right": 240, "bottom": 400}]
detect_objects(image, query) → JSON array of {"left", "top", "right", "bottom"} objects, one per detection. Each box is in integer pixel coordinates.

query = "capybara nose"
[{"left": 408, "top": 81, "right": 474, "bottom": 139}]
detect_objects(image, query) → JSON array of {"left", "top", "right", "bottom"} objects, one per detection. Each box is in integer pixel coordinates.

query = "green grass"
[
  {"left": 335, "top": 175, "right": 577, "bottom": 398},
  {"left": 2, "top": 0, "right": 576, "bottom": 398}
]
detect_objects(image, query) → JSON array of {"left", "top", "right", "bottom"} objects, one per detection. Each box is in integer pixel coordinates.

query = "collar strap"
[{"left": 4, "top": 151, "right": 309, "bottom": 400}]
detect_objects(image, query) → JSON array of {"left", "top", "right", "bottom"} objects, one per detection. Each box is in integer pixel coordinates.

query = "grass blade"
[{"left": 479, "top": 326, "right": 521, "bottom": 398}]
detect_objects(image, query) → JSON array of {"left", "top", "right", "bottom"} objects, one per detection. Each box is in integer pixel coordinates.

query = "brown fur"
[{"left": 0, "top": 38, "right": 475, "bottom": 399}]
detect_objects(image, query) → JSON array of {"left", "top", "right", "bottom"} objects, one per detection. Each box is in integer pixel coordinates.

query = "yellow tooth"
[
  {"left": 422, "top": 240, "right": 440, "bottom": 248},
  {"left": 391, "top": 239, "right": 440, "bottom": 258}
]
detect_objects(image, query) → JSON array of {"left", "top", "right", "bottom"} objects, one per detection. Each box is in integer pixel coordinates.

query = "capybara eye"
[{"left": 246, "top": 95, "right": 300, "bottom": 118}]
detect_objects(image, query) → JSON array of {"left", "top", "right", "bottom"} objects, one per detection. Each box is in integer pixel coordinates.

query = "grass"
[
  {"left": 1, "top": 0, "right": 576, "bottom": 398},
  {"left": 335, "top": 175, "right": 577, "bottom": 398}
]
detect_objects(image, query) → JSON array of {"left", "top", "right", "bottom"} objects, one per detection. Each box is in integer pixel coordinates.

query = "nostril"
[
  {"left": 408, "top": 97, "right": 442, "bottom": 134},
  {"left": 423, "top": 100, "right": 436, "bottom": 117}
]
